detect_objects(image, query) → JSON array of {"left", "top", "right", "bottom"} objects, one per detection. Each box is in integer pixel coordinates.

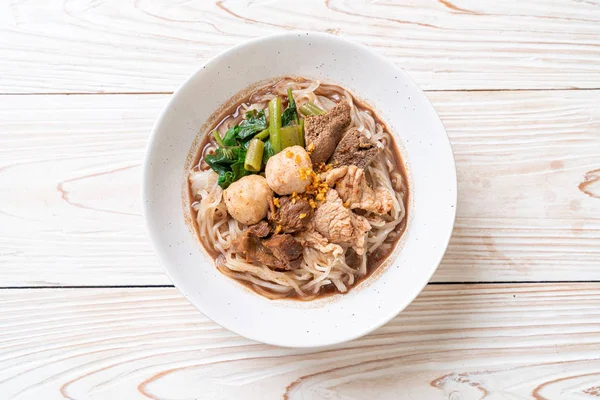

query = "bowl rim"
[{"left": 142, "top": 31, "right": 457, "bottom": 347}]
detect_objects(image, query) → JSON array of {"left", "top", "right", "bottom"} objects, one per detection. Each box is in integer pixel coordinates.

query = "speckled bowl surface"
[{"left": 143, "top": 32, "right": 456, "bottom": 347}]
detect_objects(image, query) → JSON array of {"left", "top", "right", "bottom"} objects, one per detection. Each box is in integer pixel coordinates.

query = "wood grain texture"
[
  {"left": 0, "top": 95, "right": 169, "bottom": 285},
  {"left": 0, "top": 284, "right": 599, "bottom": 399},
  {"left": 429, "top": 89, "right": 600, "bottom": 282},
  {"left": 1, "top": 90, "right": 599, "bottom": 286},
  {"left": 1, "top": 0, "right": 600, "bottom": 93}
]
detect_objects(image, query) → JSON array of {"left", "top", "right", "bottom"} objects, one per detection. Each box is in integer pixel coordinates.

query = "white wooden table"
[{"left": 1, "top": 1, "right": 599, "bottom": 399}]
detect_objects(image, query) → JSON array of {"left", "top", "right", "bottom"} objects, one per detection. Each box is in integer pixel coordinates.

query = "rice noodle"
[{"left": 188, "top": 78, "right": 408, "bottom": 300}]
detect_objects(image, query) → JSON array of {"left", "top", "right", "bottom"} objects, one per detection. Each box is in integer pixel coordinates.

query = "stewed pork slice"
[
  {"left": 262, "top": 234, "right": 304, "bottom": 270},
  {"left": 267, "top": 196, "right": 313, "bottom": 234},
  {"left": 322, "top": 165, "right": 393, "bottom": 215},
  {"left": 235, "top": 229, "right": 303, "bottom": 271},
  {"left": 312, "top": 189, "right": 371, "bottom": 255}
]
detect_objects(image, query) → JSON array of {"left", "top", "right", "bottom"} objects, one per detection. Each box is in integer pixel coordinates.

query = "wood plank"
[
  {"left": 1, "top": 0, "right": 599, "bottom": 93},
  {"left": 428, "top": 90, "right": 600, "bottom": 282},
  {"left": 0, "top": 95, "right": 169, "bottom": 286},
  {"left": 0, "top": 284, "right": 599, "bottom": 399},
  {"left": 0, "top": 91, "right": 598, "bottom": 286}
]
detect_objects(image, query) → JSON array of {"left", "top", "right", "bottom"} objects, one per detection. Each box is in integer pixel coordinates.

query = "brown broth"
[{"left": 187, "top": 78, "right": 409, "bottom": 300}]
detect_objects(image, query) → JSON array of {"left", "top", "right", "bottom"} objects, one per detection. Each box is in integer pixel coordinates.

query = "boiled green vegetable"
[
  {"left": 244, "top": 139, "right": 264, "bottom": 172},
  {"left": 219, "top": 110, "right": 267, "bottom": 147},
  {"left": 262, "top": 140, "right": 275, "bottom": 165},
  {"left": 281, "top": 88, "right": 299, "bottom": 126},
  {"left": 255, "top": 128, "right": 270, "bottom": 141},
  {"left": 205, "top": 109, "right": 270, "bottom": 188},
  {"left": 205, "top": 146, "right": 248, "bottom": 189},
  {"left": 268, "top": 97, "right": 282, "bottom": 154},
  {"left": 280, "top": 126, "right": 303, "bottom": 150},
  {"left": 300, "top": 102, "right": 326, "bottom": 116},
  {"left": 237, "top": 110, "right": 268, "bottom": 140},
  {"left": 298, "top": 119, "right": 305, "bottom": 147},
  {"left": 221, "top": 125, "right": 239, "bottom": 147},
  {"left": 213, "top": 131, "right": 234, "bottom": 159}
]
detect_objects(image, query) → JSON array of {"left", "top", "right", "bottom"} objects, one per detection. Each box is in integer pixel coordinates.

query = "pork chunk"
[
  {"left": 234, "top": 229, "right": 302, "bottom": 271},
  {"left": 323, "top": 165, "right": 393, "bottom": 215},
  {"left": 246, "top": 220, "right": 271, "bottom": 238},
  {"left": 296, "top": 228, "right": 345, "bottom": 257},
  {"left": 313, "top": 189, "right": 371, "bottom": 255},
  {"left": 268, "top": 196, "right": 313, "bottom": 234},
  {"left": 262, "top": 234, "right": 304, "bottom": 269}
]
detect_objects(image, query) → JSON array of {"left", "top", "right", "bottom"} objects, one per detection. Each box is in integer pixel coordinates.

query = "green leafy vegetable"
[
  {"left": 205, "top": 147, "right": 248, "bottom": 189},
  {"left": 237, "top": 110, "right": 267, "bottom": 140},
  {"left": 230, "top": 157, "right": 249, "bottom": 182},
  {"left": 221, "top": 125, "right": 240, "bottom": 147},
  {"left": 281, "top": 88, "right": 299, "bottom": 127},
  {"left": 218, "top": 110, "right": 267, "bottom": 147},
  {"left": 212, "top": 130, "right": 226, "bottom": 148},
  {"left": 205, "top": 109, "right": 271, "bottom": 188},
  {"left": 263, "top": 140, "right": 275, "bottom": 165},
  {"left": 213, "top": 131, "right": 234, "bottom": 158}
]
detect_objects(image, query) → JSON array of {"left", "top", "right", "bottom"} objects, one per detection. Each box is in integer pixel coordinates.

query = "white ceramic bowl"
[{"left": 143, "top": 32, "right": 456, "bottom": 348}]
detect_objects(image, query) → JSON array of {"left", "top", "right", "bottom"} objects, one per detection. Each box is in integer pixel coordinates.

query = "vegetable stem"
[
  {"left": 255, "top": 128, "right": 270, "bottom": 141},
  {"left": 244, "top": 139, "right": 264, "bottom": 172},
  {"left": 298, "top": 119, "right": 305, "bottom": 147},
  {"left": 213, "top": 130, "right": 227, "bottom": 148},
  {"left": 287, "top": 88, "right": 299, "bottom": 124},
  {"left": 269, "top": 97, "right": 282, "bottom": 153},
  {"left": 280, "top": 126, "right": 302, "bottom": 150},
  {"left": 300, "top": 102, "right": 326, "bottom": 116}
]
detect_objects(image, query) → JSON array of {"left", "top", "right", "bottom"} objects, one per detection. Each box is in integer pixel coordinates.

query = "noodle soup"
[{"left": 188, "top": 77, "right": 408, "bottom": 300}]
